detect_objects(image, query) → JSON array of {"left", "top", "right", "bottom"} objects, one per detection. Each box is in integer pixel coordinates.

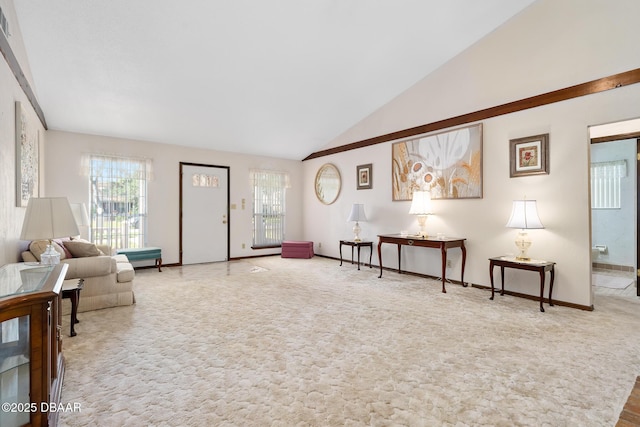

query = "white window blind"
[
  {"left": 83, "top": 154, "right": 152, "bottom": 249},
  {"left": 251, "top": 170, "right": 289, "bottom": 248},
  {"left": 591, "top": 160, "right": 626, "bottom": 209}
]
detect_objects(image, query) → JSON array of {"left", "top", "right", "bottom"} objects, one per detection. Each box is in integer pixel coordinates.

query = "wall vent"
[{"left": 0, "top": 6, "right": 9, "bottom": 38}]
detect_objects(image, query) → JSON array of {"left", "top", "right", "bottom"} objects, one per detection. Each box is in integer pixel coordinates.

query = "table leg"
[
  {"left": 397, "top": 244, "right": 402, "bottom": 274},
  {"left": 357, "top": 245, "right": 361, "bottom": 270},
  {"left": 368, "top": 245, "right": 373, "bottom": 268},
  {"left": 156, "top": 257, "right": 163, "bottom": 272},
  {"left": 351, "top": 246, "right": 354, "bottom": 265},
  {"left": 69, "top": 290, "right": 78, "bottom": 337},
  {"left": 339, "top": 242, "right": 344, "bottom": 266},
  {"left": 460, "top": 243, "right": 467, "bottom": 287},
  {"left": 500, "top": 266, "right": 505, "bottom": 295},
  {"left": 539, "top": 270, "right": 546, "bottom": 312},
  {"left": 440, "top": 245, "right": 447, "bottom": 293},
  {"left": 548, "top": 266, "right": 555, "bottom": 307},
  {"left": 377, "top": 242, "right": 383, "bottom": 278},
  {"left": 489, "top": 262, "right": 495, "bottom": 300}
]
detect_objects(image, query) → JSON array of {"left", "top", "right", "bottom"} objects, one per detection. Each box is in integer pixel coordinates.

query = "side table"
[
  {"left": 489, "top": 256, "right": 555, "bottom": 312},
  {"left": 61, "top": 278, "right": 84, "bottom": 336},
  {"left": 339, "top": 240, "right": 373, "bottom": 270}
]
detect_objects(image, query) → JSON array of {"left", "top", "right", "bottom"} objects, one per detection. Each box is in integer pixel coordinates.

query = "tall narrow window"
[
  {"left": 84, "top": 154, "right": 152, "bottom": 249},
  {"left": 251, "top": 170, "right": 289, "bottom": 248},
  {"left": 591, "top": 160, "right": 627, "bottom": 209}
]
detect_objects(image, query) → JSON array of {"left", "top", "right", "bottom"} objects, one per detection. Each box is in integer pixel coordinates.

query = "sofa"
[{"left": 20, "top": 238, "right": 135, "bottom": 313}]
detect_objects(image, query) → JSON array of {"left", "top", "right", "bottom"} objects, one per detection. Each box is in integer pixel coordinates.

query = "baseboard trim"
[{"left": 471, "top": 284, "right": 594, "bottom": 311}]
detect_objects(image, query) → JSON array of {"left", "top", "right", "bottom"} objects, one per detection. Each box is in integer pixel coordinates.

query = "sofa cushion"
[
  {"left": 29, "top": 240, "right": 67, "bottom": 261},
  {"left": 64, "top": 240, "right": 105, "bottom": 258}
]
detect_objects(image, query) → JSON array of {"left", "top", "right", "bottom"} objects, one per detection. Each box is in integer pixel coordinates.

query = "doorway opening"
[{"left": 589, "top": 118, "right": 640, "bottom": 300}]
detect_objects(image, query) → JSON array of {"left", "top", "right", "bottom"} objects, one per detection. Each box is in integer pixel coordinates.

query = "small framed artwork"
[
  {"left": 509, "top": 133, "right": 549, "bottom": 178},
  {"left": 357, "top": 163, "right": 372, "bottom": 190}
]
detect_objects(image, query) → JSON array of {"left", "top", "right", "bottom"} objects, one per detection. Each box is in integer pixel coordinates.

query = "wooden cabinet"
[{"left": 0, "top": 263, "right": 67, "bottom": 427}]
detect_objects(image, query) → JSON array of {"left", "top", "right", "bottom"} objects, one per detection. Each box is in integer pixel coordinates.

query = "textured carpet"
[{"left": 58, "top": 256, "right": 640, "bottom": 426}]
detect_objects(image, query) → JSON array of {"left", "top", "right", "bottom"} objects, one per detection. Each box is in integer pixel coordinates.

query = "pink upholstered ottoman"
[{"left": 281, "top": 241, "right": 314, "bottom": 259}]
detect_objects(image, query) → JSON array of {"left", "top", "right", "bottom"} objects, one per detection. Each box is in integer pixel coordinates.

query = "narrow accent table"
[
  {"left": 377, "top": 234, "right": 467, "bottom": 293},
  {"left": 489, "top": 256, "right": 556, "bottom": 312},
  {"left": 339, "top": 240, "right": 373, "bottom": 270},
  {"left": 61, "top": 278, "right": 84, "bottom": 336}
]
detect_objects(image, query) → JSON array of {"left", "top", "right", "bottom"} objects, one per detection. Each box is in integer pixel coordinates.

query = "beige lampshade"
[
  {"left": 347, "top": 204, "right": 367, "bottom": 222},
  {"left": 70, "top": 203, "right": 90, "bottom": 227},
  {"left": 505, "top": 200, "right": 544, "bottom": 229},
  {"left": 20, "top": 197, "right": 80, "bottom": 240},
  {"left": 409, "top": 191, "right": 432, "bottom": 215}
]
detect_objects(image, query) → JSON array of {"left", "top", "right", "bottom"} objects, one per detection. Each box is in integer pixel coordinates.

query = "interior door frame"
[
  {"left": 589, "top": 131, "right": 640, "bottom": 297},
  {"left": 179, "top": 162, "right": 230, "bottom": 265}
]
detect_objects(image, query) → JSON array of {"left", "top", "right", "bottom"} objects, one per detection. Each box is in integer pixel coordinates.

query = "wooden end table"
[
  {"left": 339, "top": 240, "right": 373, "bottom": 270},
  {"left": 61, "top": 279, "right": 84, "bottom": 336},
  {"left": 489, "top": 256, "right": 555, "bottom": 312}
]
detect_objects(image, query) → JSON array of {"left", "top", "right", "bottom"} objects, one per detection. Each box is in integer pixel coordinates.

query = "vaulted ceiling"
[{"left": 13, "top": 0, "right": 536, "bottom": 160}]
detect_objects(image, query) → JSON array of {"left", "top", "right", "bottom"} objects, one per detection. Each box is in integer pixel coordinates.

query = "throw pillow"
[
  {"left": 29, "top": 240, "right": 67, "bottom": 261},
  {"left": 63, "top": 241, "right": 104, "bottom": 258}
]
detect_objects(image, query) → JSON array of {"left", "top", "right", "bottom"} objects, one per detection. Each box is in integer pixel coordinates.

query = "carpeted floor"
[{"left": 59, "top": 256, "right": 640, "bottom": 426}]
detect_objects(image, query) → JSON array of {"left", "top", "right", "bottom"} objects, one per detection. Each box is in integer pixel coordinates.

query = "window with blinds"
[
  {"left": 84, "top": 154, "right": 152, "bottom": 249},
  {"left": 590, "top": 160, "right": 627, "bottom": 209},
  {"left": 251, "top": 170, "right": 289, "bottom": 248}
]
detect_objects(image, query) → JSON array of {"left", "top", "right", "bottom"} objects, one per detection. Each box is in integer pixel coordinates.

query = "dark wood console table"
[
  {"left": 377, "top": 234, "right": 467, "bottom": 293},
  {"left": 489, "top": 256, "right": 556, "bottom": 312}
]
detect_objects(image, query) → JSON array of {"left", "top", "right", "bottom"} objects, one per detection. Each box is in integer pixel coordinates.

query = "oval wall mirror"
[{"left": 315, "top": 163, "right": 341, "bottom": 205}]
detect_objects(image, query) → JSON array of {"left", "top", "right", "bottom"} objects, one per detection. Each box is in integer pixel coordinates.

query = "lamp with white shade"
[
  {"left": 505, "top": 199, "right": 544, "bottom": 261},
  {"left": 70, "top": 202, "right": 90, "bottom": 240},
  {"left": 347, "top": 203, "right": 367, "bottom": 242},
  {"left": 409, "top": 190, "right": 432, "bottom": 237},
  {"left": 20, "top": 197, "right": 80, "bottom": 265}
]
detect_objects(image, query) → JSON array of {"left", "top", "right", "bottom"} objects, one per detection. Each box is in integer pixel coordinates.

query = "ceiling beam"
[
  {"left": 0, "top": 31, "right": 47, "bottom": 129},
  {"left": 303, "top": 68, "right": 640, "bottom": 161}
]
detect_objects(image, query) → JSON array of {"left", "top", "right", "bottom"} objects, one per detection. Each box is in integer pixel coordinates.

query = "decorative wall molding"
[{"left": 303, "top": 68, "right": 640, "bottom": 161}]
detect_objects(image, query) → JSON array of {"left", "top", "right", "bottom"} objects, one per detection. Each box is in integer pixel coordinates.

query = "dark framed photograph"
[
  {"left": 509, "top": 133, "right": 549, "bottom": 177},
  {"left": 356, "top": 163, "right": 372, "bottom": 190}
]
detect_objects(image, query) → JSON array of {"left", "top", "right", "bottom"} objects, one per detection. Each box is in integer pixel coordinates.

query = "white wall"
[
  {"left": 303, "top": 0, "right": 640, "bottom": 308},
  {"left": 45, "top": 130, "right": 304, "bottom": 265},
  {"left": 591, "top": 139, "right": 636, "bottom": 268},
  {"left": 0, "top": 0, "right": 46, "bottom": 265}
]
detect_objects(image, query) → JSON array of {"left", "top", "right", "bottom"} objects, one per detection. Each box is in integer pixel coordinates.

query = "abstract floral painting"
[
  {"left": 392, "top": 123, "right": 483, "bottom": 200},
  {"left": 15, "top": 101, "right": 39, "bottom": 207}
]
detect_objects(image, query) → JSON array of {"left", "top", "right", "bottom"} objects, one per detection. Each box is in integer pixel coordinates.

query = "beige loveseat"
[{"left": 20, "top": 239, "right": 135, "bottom": 312}]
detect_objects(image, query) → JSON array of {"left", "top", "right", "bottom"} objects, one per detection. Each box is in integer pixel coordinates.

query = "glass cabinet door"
[{"left": 0, "top": 315, "right": 30, "bottom": 427}]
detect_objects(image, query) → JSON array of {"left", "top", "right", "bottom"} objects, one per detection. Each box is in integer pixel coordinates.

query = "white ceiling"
[{"left": 13, "top": 0, "right": 536, "bottom": 160}]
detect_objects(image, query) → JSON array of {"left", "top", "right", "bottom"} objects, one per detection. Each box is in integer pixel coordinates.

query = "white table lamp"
[
  {"left": 347, "top": 203, "right": 367, "bottom": 242},
  {"left": 409, "top": 191, "right": 432, "bottom": 237},
  {"left": 20, "top": 197, "right": 80, "bottom": 265},
  {"left": 506, "top": 199, "right": 544, "bottom": 261}
]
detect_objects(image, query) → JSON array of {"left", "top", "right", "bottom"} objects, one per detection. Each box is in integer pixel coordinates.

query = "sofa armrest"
[{"left": 62, "top": 256, "right": 113, "bottom": 280}]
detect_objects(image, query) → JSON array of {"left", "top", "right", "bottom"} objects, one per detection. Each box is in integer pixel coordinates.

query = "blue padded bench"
[{"left": 117, "top": 247, "right": 162, "bottom": 272}]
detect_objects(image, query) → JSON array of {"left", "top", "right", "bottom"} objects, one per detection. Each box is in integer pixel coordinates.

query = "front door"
[{"left": 180, "top": 163, "right": 229, "bottom": 264}]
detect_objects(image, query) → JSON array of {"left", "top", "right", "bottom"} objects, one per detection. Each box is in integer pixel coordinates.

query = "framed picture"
[
  {"left": 509, "top": 133, "right": 549, "bottom": 178},
  {"left": 357, "top": 163, "right": 372, "bottom": 190},
  {"left": 15, "top": 101, "right": 39, "bottom": 207},
  {"left": 391, "top": 123, "right": 483, "bottom": 200}
]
